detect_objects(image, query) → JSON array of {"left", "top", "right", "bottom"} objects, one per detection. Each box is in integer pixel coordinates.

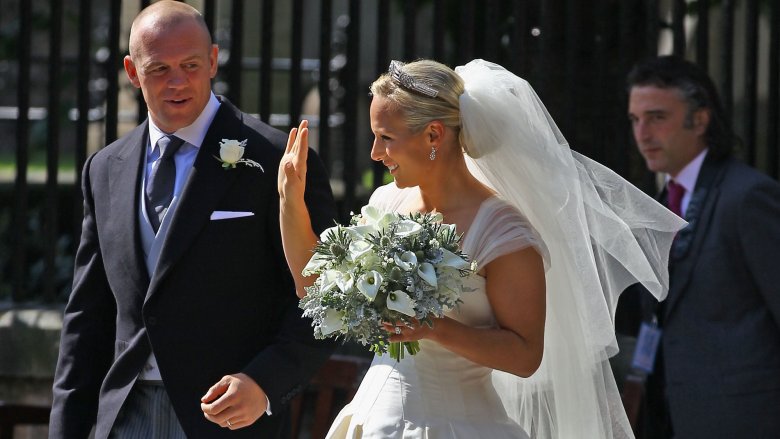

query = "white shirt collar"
[
  {"left": 147, "top": 93, "right": 221, "bottom": 151},
  {"left": 666, "top": 148, "right": 708, "bottom": 193}
]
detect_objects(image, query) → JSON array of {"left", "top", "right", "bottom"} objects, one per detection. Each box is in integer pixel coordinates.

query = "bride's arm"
[
  {"left": 390, "top": 246, "right": 546, "bottom": 378},
  {"left": 278, "top": 120, "right": 319, "bottom": 298}
]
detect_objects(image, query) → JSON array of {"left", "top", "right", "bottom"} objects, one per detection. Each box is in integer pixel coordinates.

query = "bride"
[{"left": 278, "top": 59, "right": 684, "bottom": 438}]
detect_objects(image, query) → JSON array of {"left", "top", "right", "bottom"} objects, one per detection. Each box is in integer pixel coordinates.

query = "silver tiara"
[{"left": 388, "top": 60, "right": 439, "bottom": 98}]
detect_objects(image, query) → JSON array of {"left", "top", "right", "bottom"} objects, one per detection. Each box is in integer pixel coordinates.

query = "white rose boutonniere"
[{"left": 215, "top": 139, "right": 264, "bottom": 171}]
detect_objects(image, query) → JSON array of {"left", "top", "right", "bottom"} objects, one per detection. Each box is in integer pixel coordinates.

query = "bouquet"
[{"left": 300, "top": 205, "right": 476, "bottom": 361}]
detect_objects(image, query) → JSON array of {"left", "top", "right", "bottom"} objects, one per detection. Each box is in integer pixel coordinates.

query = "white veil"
[{"left": 455, "top": 59, "right": 685, "bottom": 438}]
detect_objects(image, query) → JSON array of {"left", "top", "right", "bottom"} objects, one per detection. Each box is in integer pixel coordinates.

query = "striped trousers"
[{"left": 109, "top": 381, "right": 187, "bottom": 438}]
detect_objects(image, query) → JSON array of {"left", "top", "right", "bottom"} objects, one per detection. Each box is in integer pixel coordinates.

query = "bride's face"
[{"left": 369, "top": 96, "right": 432, "bottom": 188}]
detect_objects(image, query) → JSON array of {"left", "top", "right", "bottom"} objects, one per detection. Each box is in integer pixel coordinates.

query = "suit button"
[{"left": 147, "top": 317, "right": 157, "bottom": 326}]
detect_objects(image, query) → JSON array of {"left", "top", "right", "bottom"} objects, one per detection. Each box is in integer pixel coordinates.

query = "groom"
[{"left": 49, "top": 2, "right": 336, "bottom": 438}]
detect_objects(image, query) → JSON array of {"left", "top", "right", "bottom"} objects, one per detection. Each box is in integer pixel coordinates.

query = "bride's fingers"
[
  {"left": 285, "top": 127, "right": 298, "bottom": 154},
  {"left": 291, "top": 120, "right": 307, "bottom": 153},
  {"left": 382, "top": 322, "right": 417, "bottom": 334},
  {"left": 294, "top": 121, "right": 309, "bottom": 167}
]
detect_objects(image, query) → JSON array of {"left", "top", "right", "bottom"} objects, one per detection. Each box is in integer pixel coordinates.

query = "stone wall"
[{"left": 0, "top": 305, "right": 62, "bottom": 438}]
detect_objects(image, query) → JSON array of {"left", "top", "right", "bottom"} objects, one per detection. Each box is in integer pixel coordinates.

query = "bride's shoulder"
[
  {"left": 471, "top": 196, "right": 549, "bottom": 264},
  {"left": 479, "top": 196, "right": 533, "bottom": 228}
]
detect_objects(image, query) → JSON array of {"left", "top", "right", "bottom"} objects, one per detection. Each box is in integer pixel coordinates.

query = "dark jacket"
[{"left": 50, "top": 98, "right": 337, "bottom": 438}]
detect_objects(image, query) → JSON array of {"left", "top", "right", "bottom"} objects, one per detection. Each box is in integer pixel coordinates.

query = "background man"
[
  {"left": 49, "top": 2, "right": 336, "bottom": 437},
  {"left": 627, "top": 55, "right": 780, "bottom": 438}
]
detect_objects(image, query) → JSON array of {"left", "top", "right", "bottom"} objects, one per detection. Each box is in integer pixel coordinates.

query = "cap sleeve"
[{"left": 462, "top": 197, "right": 549, "bottom": 270}]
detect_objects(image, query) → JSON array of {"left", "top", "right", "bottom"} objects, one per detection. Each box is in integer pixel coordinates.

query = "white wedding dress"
[
  {"left": 325, "top": 184, "right": 546, "bottom": 439},
  {"left": 320, "top": 59, "right": 683, "bottom": 439}
]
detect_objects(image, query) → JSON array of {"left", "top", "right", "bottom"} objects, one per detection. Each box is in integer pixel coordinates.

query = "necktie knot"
[
  {"left": 158, "top": 135, "right": 184, "bottom": 160},
  {"left": 667, "top": 180, "right": 685, "bottom": 217}
]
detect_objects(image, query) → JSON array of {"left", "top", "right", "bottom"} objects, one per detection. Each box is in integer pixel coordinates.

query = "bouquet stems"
[{"left": 388, "top": 341, "right": 421, "bottom": 361}]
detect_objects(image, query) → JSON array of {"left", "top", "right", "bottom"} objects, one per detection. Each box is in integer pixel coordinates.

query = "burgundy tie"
[{"left": 666, "top": 180, "right": 685, "bottom": 217}]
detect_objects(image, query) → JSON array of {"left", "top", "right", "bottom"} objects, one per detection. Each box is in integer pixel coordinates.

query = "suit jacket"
[
  {"left": 49, "top": 98, "right": 338, "bottom": 439},
  {"left": 647, "top": 155, "right": 780, "bottom": 438}
]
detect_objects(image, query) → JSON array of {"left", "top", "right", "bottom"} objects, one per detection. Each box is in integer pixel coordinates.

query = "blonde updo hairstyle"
[{"left": 370, "top": 60, "right": 465, "bottom": 150}]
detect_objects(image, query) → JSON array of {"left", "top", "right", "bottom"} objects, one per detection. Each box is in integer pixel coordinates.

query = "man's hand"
[{"left": 200, "top": 373, "right": 267, "bottom": 430}]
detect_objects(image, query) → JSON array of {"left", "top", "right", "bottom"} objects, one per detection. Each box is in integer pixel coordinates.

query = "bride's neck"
[{"left": 417, "top": 158, "right": 488, "bottom": 214}]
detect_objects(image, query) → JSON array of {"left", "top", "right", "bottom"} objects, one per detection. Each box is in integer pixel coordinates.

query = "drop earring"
[{"left": 429, "top": 147, "right": 437, "bottom": 161}]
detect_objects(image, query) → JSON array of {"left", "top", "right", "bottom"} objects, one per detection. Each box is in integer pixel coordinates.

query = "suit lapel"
[
  {"left": 664, "top": 157, "right": 725, "bottom": 317},
  {"left": 108, "top": 122, "right": 151, "bottom": 296},
  {"left": 146, "top": 101, "right": 244, "bottom": 301}
]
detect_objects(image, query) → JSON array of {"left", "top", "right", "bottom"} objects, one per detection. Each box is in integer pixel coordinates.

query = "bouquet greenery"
[{"left": 300, "top": 205, "right": 476, "bottom": 361}]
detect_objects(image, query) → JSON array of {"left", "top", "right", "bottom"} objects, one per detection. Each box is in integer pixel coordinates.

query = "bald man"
[{"left": 49, "top": 2, "right": 336, "bottom": 438}]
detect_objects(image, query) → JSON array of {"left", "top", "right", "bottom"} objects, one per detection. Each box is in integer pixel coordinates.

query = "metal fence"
[{"left": 2, "top": 0, "right": 778, "bottom": 303}]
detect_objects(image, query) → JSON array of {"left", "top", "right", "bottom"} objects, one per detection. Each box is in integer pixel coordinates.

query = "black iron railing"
[{"left": 1, "top": 0, "right": 778, "bottom": 303}]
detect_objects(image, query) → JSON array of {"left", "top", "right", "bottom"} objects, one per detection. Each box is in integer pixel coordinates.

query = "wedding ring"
[
  {"left": 227, "top": 420, "right": 233, "bottom": 428},
  {"left": 394, "top": 326, "right": 402, "bottom": 335}
]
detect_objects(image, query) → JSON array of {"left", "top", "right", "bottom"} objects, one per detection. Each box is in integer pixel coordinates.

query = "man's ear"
[
  {"left": 124, "top": 55, "right": 141, "bottom": 88},
  {"left": 692, "top": 108, "right": 710, "bottom": 137},
  {"left": 209, "top": 44, "right": 219, "bottom": 79}
]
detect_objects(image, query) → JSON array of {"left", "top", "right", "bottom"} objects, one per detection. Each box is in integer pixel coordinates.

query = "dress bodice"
[{"left": 325, "top": 184, "right": 545, "bottom": 439}]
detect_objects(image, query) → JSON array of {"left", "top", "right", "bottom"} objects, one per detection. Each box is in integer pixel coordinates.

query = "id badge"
[{"left": 631, "top": 322, "right": 662, "bottom": 373}]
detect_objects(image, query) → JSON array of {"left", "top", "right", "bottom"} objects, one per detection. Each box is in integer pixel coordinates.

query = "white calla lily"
[
  {"left": 417, "top": 262, "right": 437, "bottom": 287},
  {"left": 394, "top": 251, "right": 418, "bottom": 271},
  {"left": 357, "top": 271, "right": 383, "bottom": 300},
  {"left": 348, "top": 240, "right": 373, "bottom": 261},
  {"left": 394, "top": 219, "right": 423, "bottom": 237},
  {"left": 439, "top": 248, "right": 471, "bottom": 270},
  {"left": 319, "top": 225, "right": 341, "bottom": 242},
  {"left": 319, "top": 308, "right": 345, "bottom": 336},
  {"left": 302, "top": 253, "right": 328, "bottom": 276},
  {"left": 336, "top": 272, "right": 354, "bottom": 293},
  {"left": 346, "top": 224, "right": 377, "bottom": 238},
  {"left": 387, "top": 290, "right": 417, "bottom": 317},
  {"left": 360, "top": 205, "right": 384, "bottom": 225},
  {"left": 319, "top": 270, "right": 341, "bottom": 293},
  {"left": 358, "top": 206, "right": 400, "bottom": 232},
  {"left": 377, "top": 212, "right": 401, "bottom": 229}
]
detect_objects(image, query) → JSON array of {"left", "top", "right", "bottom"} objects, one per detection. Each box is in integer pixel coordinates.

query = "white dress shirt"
[
  {"left": 138, "top": 93, "right": 221, "bottom": 381},
  {"left": 666, "top": 149, "right": 708, "bottom": 218}
]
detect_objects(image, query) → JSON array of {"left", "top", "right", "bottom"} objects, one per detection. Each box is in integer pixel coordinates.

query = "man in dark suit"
[
  {"left": 49, "top": 2, "right": 336, "bottom": 438},
  {"left": 627, "top": 55, "right": 780, "bottom": 438}
]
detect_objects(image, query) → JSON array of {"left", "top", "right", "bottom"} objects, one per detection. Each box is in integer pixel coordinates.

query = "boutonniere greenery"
[{"left": 214, "top": 139, "right": 264, "bottom": 171}]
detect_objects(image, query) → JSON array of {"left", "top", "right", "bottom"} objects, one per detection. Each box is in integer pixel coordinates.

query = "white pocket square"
[{"left": 210, "top": 211, "right": 255, "bottom": 220}]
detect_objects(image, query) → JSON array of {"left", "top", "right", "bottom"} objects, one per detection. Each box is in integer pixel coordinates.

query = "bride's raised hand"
[
  {"left": 278, "top": 120, "right": 318, "bottom": 298},
  {"left": 278, "top": 119, "right": 309, "bottom": 205}
]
